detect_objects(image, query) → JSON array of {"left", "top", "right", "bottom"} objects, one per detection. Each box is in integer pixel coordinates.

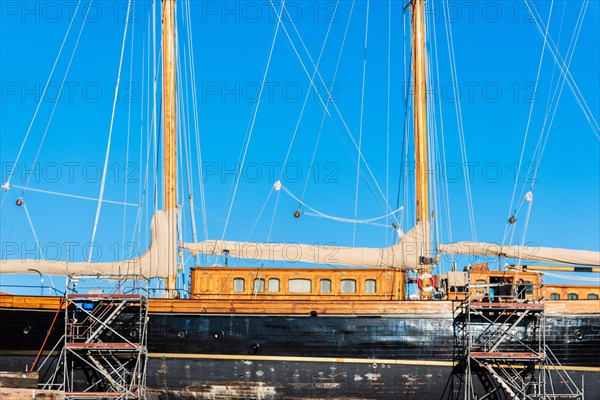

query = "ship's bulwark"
[{"left": 0, "top": 304, "right": 598, "bottom": 399}]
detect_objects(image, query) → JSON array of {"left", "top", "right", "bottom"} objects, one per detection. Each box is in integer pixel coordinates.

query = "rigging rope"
[
  {"left": 385, "top": 0, "right": 392, "bottom": 245},
  {"left": 183, "top": 0, "right": 209, "bottom": 242},
  {"left": 10, "top": 185, "right": 139, "bottom": 207},
  {"left": 88, "top": 0, "right": 134, "bottom": 263},
  {"left": 426, "top": 4, "right": 441, "bottom": 251},
  {"left": 269, "top": 0, "right": 399, "bottom": 220},
  {"left": 516, "top": 1, "right": 589, "bottom": 252},
  {"left": 395, "top": 9, "right": 411, "bottom": 234},
  {"left": 220, "top": 0, "right": 286, "bottom": 241},
  {"left": 1, "top": 0, "right": 84, "bottom": 196},
  {"left": 278, "top": 183, "right": 402, "bottom": 226},
  {"left": 430, "top": 0, "right": 453, "bottom": 244},
  {"left": 266, "top": 0, "right": 340, "bottom": 243},
  {"left": 524, "top": 0, "right": 599, "bottom": 138},
  {"left": 122, "top": 2, "right": 137, "bottom": 247},
  {"left": 442, "top": 0, "right": 477, "bottom": 241},
  {"left": 22, "top": 1, "right": 95, "bottom": 195},
  {"left": 300, "top": 0, "right": 356, "bottom": 205},
  {"left": 526, "top": 0, "right": 588, "bottom": 191},
  {"left": 353, "top": 0, "right": 370, "bottom": 246},
  {"left": 503, "top": 0, "right": 555, "bottom": 246},
  {"left": 23, "top": 203, "right": 45, "bottom": 261}
]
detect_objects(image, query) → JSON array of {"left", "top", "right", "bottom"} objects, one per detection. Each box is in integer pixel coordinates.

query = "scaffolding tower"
[
  {"left": 59, "top": 292, "right": 148, "bottom": 400},
  {"left": 455, "top": 281, "right": 584, "bottom": 400}
]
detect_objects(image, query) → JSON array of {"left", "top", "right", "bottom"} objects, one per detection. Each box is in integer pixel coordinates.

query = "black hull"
[{"left": 1, "top": 306, "right": 598, "bottom": 398}]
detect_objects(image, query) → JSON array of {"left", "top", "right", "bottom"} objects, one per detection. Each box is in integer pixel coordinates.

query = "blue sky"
[{"left": 1, "top": 0, "right": 598, "bottom": 293}]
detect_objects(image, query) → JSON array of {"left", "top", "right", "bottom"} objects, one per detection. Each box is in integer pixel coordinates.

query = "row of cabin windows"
[
  {"left": 232, "top": 277, "right": 377, "bottom": 294},
  {"left": 549, "top": 293, "right": 598, "bottom": 300}
]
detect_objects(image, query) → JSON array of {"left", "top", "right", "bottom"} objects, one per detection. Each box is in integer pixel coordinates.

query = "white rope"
[
  {"left": 516, "top": 192, "right": 534, "bottom": 267},
  {"left": 279, "top": 183, "right": 402, "bottom": 225},
  {"left": 10, "top": 185, "right": 139, "bottom": 207},
  {"left": 270, "top": 0, "right": 398, "bottom": 219},
  {"left": 425, "top": 2, "right": 442, "bottom": 251},
  {"left": 524, "top": 0, "right": 599, "bottom": 138},
  {"left": 266, "top": 0, "right": 340, "bottom": 242},
  {"left": 2, "top": 0, "right": 83, "bottom": 192},
  {"left": 399, "top": 8, "right": 410, "bottom": 233},
  {"left": 220, "top": 0, "right": 286, "bottom": 241},
  {"left": 302, "top": 212, "right": 391, "bottom": 228},
  {"left": 527, "top": 0, "right": 588, "bottom": 191},
  {"left": 246, "top": 188, "right": 275, "bottom": 240},
  {"left": 509, "top": 0, "right": 588, "bottom": 247},
  {"left": 22, "top": 1, "right": 94, "bottom": 194},
  {"left": 129, "top": 9, "right": 148, "bottom": 258},
  {"left": 429, "top": 0, "right": 452, "bottom": 243},
  {"left": 23, "top": 203, "right": 45, "bottom": 261},
  {"left": 88, "top": 0, "right": 134, "bottom": 262},
  {"left": 385, "top": 0, "right": 392, "bottom": 245},
  {"left": 503, "top": 0, "right": 555, "bottom": 246},
  {"left": 122, "top": 1, "right": 137, "bottom": 246},
  {"left": 442, "top": 0, "right": 477, "bottom": 240},
  {"left": 353, "top": 0, "right": 370, "bottom": 246},
  {"left": 300, "top": 0, "right": 356, "bottom": 203},
  {"left": 184, "top": 0, "right": 209, "bottom": 241}
]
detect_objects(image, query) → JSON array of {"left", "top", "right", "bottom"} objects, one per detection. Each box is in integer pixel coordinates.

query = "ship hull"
[{"left": 0, "top": 299, "right": 598, "bottom": 398}]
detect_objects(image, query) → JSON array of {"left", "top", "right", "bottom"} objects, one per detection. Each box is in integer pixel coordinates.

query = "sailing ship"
[{"left": 1, "top": 0, "right": 598, "bottom": 399}]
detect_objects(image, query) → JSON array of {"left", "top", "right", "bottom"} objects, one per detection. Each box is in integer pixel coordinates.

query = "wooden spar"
[
  {"left": 411, "top": 0, "right": 429, "bottom": 229},
  {"left": 411, "top": 0, "right": 432, "bottom": 296},
  {"left": 509, "top": 265, "right": 600, "bottom": 273},
  {"left": 162, "top": 0, "right": 177, "bottom": 296}
]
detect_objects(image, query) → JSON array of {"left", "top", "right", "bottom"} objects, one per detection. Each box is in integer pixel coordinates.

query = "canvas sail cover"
[
  {"left": 0, "top": 210, "right": 178, "bottom": 279},
  {"left": 437, "top": 242, "right": 600, "bottom": 266},
  {"left": 183, "top": 221, "right": 430, "bottom": 270}
]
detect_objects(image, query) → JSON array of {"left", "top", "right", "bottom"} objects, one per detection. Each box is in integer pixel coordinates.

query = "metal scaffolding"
[
  {"left": 58, "top": 292, "right": 148, "bottom": 400},
  {"left": 455, "top": 280, "right": 584, "bottom": 400}
]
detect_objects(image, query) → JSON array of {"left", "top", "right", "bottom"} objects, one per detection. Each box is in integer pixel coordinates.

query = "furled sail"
[
  {"left": 183, "top": 222, "right": 430, "bottom": 270},
  {"left": 437, "top": 242, "right": 600, "bottom": 266},
  {"left": 0, "top": 210, "right": 178, "bottom": 279}
]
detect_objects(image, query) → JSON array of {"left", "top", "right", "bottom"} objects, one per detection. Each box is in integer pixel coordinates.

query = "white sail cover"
[
  {"left": 0, "top": 210, "right": 178, "bottom": 279},
  {"left": 183, "top": 222, "right": 430, "bottom": 270},
  {"left": 437, "top": 242, "right": 600, "bottom": 266}
]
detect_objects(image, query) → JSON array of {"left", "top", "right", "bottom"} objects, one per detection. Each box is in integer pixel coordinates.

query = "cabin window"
[
  {"left": 587, "top": 293, "right": 598, "bottom": 300},
  {"left": 340, "top": 279, "right": 356, "bottom": 294},
  {"left": 253, "top": 278, "right": 265, "bottom": 293},
  {"left": 550, "top": 293, "right": 560, "bottom": 300},
  {"left": 567, "top": 293, "right": 579, "bottom": 300},
  {"left": 320, "top": 279, "right": 332, "bottom": 293},
  {"left": 524, "top": 281, "right": 533, "bottom": 295},
  {"left": 288, "top": 279, "right": 312, "bottom": 293},
  {"left": 268, "top": 278, "right": 280, "bottom": 293},
  {"left": 233, "top": 278, "right": 245, "bottom": 293},
  {"left": 365, "top": 279, "right": 377, "bottom": 294}
]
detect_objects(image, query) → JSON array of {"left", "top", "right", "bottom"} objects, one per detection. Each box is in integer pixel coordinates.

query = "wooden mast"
[
  {"left": 411, "top": 0, "right": 432, "bottom": 295},
  {"left": 411, "top": 0, "right": 428, "bottom": 227},
  {"left": 162, "top": 0, "right": 177, "bottom": 296}
]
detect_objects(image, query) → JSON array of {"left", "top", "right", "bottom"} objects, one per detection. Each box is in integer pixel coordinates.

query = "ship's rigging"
[{"left": 0, "top": 0, "right": 598, "bottom": 293}]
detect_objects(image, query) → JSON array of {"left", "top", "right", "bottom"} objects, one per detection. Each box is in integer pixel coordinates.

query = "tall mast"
[
  {"left": 411, "top": 0, "right": 428, "bottom": 227},
  {"left": 411, "top": 0, "right": 432, "bottom": 296},
  {"left": 162, "top": 0, "right": 177, "bottom": 296}
]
